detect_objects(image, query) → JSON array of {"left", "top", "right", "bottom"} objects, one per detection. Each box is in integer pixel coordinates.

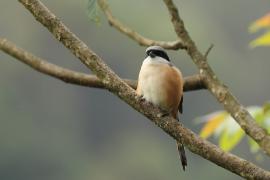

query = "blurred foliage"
[
  {"left": 87, "top": 0, "right": 101, "bottom": 23},
  {"left": 249, "top": 13, "right": 270, "bottom": 48},
  {"left": 199, "top": 102, "right": 270, "bottom": 153}
]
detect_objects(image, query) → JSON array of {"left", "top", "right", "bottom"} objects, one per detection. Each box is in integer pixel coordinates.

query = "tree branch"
[
  {"left": 14, "top": 0, "right": 270, "bottom": 178},
  {"left": 0, "top": 38, "right": 204, "bottom": 92},
  {"left": 97, "top": 0, "right": 186, "bottom": 50},
  {"left": 163, "top": 0, "right": 270, "bottom": 156}
]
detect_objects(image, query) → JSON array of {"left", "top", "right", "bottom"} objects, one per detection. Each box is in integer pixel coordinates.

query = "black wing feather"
[{"left": 178, "top": 95, "right": 183, "bottom": 114}]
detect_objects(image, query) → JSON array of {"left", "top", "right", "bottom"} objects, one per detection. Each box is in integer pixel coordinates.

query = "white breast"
[{"left": 137, "top": 57, "right": 171, "bottom": 106}]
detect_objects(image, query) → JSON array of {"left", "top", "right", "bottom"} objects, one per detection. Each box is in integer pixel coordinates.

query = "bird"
[{"left": 136, "top": 46, "right": 187, "bottom": 170}]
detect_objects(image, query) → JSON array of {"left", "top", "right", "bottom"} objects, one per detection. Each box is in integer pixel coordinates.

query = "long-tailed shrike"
[{"left": 136, "top": 46, "right": 187, "bottom": 170}]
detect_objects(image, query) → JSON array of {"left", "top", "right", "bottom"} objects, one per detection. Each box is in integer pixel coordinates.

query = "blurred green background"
[{"left": 1, "top": 0, "right": 270, "bottom": 179}]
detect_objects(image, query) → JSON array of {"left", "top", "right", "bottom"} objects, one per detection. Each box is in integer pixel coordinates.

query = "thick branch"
[
  {"left": 97, "top": 0, "right": 186, "bottom": 50},
  {"left": 0, "top": 38, "right": 203, "bottom": 91},
  {"left": 163, "top": 0, "right": 270, "bottom": 156},
  {"left": 17, "top": 0, "right": 270, "bottom": 179}
]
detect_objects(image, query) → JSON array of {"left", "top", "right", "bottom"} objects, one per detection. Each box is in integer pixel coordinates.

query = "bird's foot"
[
  {"left": 138, "top": 95, "right": 146, "bottom": 103},
  {"left": 157, "top": 109, "right": 170, "bottom": 118}
]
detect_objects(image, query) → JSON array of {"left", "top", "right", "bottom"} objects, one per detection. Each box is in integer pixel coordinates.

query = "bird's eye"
[
  {"left": 149, "top": 51, "right": 156, "bottom": 58},
  {"left": 146, "top": 50, "right": 154, "bottom": 57}
]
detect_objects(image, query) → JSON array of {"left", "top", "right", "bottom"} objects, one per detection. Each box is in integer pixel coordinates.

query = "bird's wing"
[{"left": 178, "top": 95, "right": 183, "bottom": 114}]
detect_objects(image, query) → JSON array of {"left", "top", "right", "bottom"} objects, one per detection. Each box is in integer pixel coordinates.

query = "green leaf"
[
  {"left": 87, "top": 0, "right": 100, "bottom": 24},
  {"left": 248, "top": 138, "right": 260, "bottom": 153},
  {"left": 249, "top": 31, "right": 270, "bottom": 48},
  {"left": 263, "top": 102, "right": 270, "bottom": 114},
  {"left": 254, "top": 110, "right": 264, "bottom": 125},
  {"left": 263, "top": 114, "right": 270, "bottom": 134},
  {"left": 197, "top": 105, "right": 270, "bottom": 154},
  {"left": 219, "top": 128, "right": 244, "bottom": 152},
  {"left": 261, "top": 102, "right": 270, "bottom": 133}
]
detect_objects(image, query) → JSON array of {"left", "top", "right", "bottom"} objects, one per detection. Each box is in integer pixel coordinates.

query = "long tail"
[
  {"left": 174, "top": 113, "right": 187, "bottom": 171},
  {"left": 177, "top": 141, "right": 187, "bottom": 171}
]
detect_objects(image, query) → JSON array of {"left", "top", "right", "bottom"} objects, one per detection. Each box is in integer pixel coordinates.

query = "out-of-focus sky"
[{"left": 1, "top": 0, "right": 270, "bottom": 180}]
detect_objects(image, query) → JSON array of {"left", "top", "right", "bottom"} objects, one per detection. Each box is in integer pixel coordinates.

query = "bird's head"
[{"left": 145, "top": 46, "right": 170, "bottom": 62}]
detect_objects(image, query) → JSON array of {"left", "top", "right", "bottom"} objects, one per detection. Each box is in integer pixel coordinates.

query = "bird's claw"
[
  {"left": 139, "top": 95, "right": 146, "bottom": 102},
  {"left": 157, "top": 109, "right": 170, "bottom": 118}
]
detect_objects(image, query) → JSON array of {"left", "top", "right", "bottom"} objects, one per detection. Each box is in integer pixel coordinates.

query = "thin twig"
[
  {"left": 163, "top": 0, "right": 270, "bottom": 156},
  {"left": 97, "top": 0, "right": 186, "bottom": 50},
  {"left": 16, "top": 0, "right": 270, "bottom": 179},
  {"left": 204, "top": 44, "right": 214, "bottom": 58},
  {"left": 0, "top": 38, "right": 204, "bottom": 91}
]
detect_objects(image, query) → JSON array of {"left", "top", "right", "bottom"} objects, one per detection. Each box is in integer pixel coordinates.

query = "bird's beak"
[{"left": 149, "top": 51, "right": 156, "bottom": 58}]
